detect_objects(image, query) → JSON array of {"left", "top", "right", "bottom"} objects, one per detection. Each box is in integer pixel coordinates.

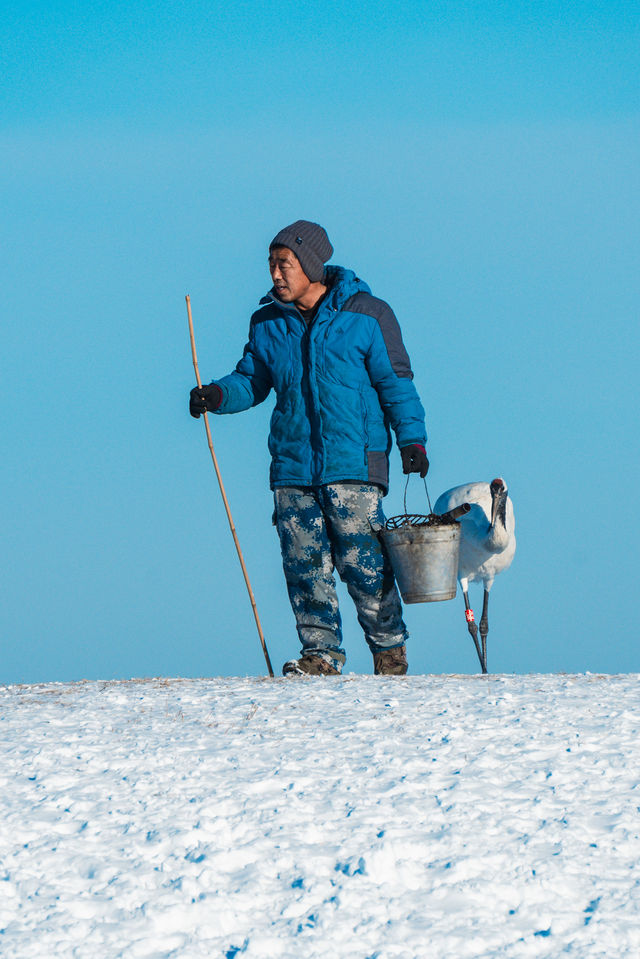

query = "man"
[{"left": 190, "top": 220, "right": 428, "bottom": 676}]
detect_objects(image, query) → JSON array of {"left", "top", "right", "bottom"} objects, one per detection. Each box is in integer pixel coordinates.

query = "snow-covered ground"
[{"left": 1, "top": 674, "right": 639, "bottom": 958}]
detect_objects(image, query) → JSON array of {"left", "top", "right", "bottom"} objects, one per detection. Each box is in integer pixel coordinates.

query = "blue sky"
[{"left": 2, "top": 1, "right": 639, "bottom": 682}]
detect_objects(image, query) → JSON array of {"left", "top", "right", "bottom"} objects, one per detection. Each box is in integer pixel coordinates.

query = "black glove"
[
  {"left": 189, "top": 383, "right": 222, "bottom": 418},
  {"left": 400, "top": 444, "right": 429, "bottom": 477}
]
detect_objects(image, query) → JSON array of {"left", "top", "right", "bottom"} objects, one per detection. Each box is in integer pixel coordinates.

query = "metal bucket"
[{"left": 379, "top": 522, "right": 460, "bottom": 603}]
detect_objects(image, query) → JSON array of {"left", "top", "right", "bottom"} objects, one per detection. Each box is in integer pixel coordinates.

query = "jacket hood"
[{"left": 260, "top": 265, "right": 371, "bottom": 313}]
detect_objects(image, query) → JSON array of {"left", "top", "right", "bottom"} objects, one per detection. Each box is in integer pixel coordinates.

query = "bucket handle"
[
  {"left": 404, "top": 474, "right": 434, "bottom": 517},
  {"left": 403, "top": 476, "right": 472, "bottom": 523}
]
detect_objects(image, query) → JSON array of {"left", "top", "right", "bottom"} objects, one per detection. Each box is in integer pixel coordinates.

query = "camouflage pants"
[{"left": 273, "top": 483, "right": 408, "bottom": 669}]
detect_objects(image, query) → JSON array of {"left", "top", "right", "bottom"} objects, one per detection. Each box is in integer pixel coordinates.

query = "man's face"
[{"left": 268, "top": 246, "right": 311, "bottom": 304}]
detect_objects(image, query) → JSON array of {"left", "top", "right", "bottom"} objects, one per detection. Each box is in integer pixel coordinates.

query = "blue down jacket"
[{"left": 213, "top": 266, "right": 427, "bottom": 493}]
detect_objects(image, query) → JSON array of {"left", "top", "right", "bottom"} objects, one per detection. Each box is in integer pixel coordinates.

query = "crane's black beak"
[{"left": 490, "top": 478, "right": 507, "bottom": 528}]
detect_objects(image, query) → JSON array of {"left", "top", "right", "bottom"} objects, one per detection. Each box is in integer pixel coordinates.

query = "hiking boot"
[
  {"left": 373, "top": 645, "right": 408, "bottom": 675},
  {"left": 282, "top": 654, "right": 341, "bottom": 676}
]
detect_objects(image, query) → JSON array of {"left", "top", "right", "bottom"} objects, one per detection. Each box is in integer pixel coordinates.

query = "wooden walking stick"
[{"left": 186, "top": 295, "right": 274, "bottom": 678}]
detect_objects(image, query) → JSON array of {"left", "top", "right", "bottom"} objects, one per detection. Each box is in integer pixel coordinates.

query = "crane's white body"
[{"left": 434, "top": 481, "right": 516, "bottom": 593}]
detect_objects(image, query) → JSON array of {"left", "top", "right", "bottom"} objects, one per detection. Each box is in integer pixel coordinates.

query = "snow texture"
[{"left": 1, "top": 674, "right": 639, "bottom": 958}]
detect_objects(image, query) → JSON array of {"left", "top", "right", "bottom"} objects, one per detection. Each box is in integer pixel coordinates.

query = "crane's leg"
[
  {"left": 479, "top": 589, "right": 490, "bottom": 674},
  {"left": 463, "top": 591, "right": 487, "bottom": 674}
]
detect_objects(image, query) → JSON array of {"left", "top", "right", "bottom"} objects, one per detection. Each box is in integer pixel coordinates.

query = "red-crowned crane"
[{"left": 434, "top": 478, "right": 516, "bottom": 674}]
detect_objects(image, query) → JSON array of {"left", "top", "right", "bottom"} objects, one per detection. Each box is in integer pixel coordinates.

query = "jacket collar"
[{"left": 260, "top": 265, "right": 371, "bottom": 318}]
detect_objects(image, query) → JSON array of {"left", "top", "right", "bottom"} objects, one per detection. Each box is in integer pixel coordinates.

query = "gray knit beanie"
[{"left": 269, "top": 220, "right": 333, "bottom": 283}]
